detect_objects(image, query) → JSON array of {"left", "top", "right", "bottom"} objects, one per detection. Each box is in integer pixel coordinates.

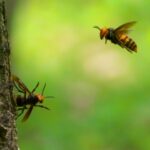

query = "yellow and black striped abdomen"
[{"left": 119, "top": 34, "right": 137, "bottom": 52}]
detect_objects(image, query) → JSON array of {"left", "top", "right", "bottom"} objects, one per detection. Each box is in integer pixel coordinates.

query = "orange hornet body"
[{"left": 94, "top": 21, "right": 137, "bottom": 53}]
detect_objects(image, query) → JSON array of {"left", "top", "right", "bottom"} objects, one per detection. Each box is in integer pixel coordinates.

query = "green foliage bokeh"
[{"left": 10, "top": 1, "right": 150, "bottom": 150}]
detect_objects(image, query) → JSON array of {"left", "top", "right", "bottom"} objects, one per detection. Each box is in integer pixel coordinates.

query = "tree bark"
[{"left": 0, "top": 0, "right": 18, "bottom": 149}]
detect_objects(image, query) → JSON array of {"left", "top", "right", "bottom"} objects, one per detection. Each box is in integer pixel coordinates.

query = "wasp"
[
  {"left": 12, "top": 75, "right": 53, "bottom": 122},
  {"left": 94, "top": 21, "right": 137, "bottom": 53}
]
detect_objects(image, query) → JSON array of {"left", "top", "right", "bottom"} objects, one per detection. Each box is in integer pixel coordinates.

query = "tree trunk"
[{"left": 0, "top": 0, "right": 18, "bottom": 149}]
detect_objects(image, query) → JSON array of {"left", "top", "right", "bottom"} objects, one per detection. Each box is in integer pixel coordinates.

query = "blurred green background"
[{"left": 7, "top": 0, "right": 150, "bottom": 150}]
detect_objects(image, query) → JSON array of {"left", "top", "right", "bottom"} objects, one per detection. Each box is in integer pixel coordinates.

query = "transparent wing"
[
  {"left": 22, "top": 105, "right": 34, "bottom": 122},
  {"left": 12, "top": 75, "right": 31, "bottom": 94},
  {"left": 114, "top": 21, "right": 136, "bottom": 34}
]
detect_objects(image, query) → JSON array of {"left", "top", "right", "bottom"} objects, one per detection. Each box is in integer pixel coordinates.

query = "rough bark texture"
[{"left": 0, "top": 1, "right": 18, "bottom": 149}]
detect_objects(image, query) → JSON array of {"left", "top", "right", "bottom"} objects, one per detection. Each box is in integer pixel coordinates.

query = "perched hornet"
[
  {"left": 12, "top": 75, "right": 53, "bottom": 122},
  {"left": 94, "top": 21, "right": 137, "bottom": 53}
]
